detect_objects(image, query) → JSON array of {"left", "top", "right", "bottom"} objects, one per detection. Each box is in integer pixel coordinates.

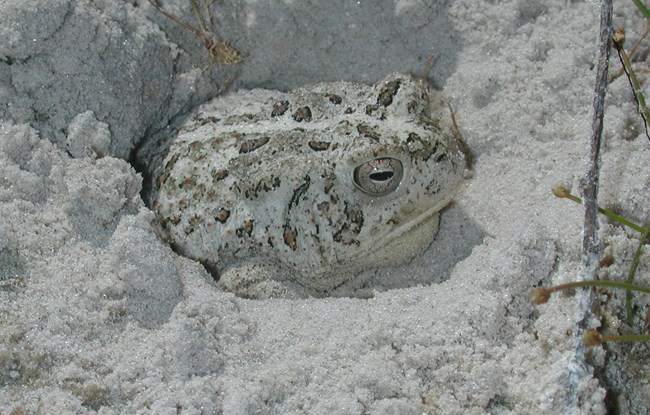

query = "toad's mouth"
[
  {"left": 304, "top": 195, "right": 456, "bottom": 292},
  {"left": 356, "top": 194, "right": 454, "bottom": 268}
]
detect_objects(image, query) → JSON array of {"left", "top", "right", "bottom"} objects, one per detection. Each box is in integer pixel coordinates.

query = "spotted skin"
[{"left": 148, "top": 74, "right": 464, "bottom": 297}]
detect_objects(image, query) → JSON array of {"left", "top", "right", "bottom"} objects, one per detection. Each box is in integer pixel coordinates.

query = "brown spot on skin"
[
  {"left": 236, "top": 219, "right": 254, "bottom": 237},
  {"left": 243, "top": 219, "right": 254, "bottom": 235},
  {"left": 377, "top": 79, "right": 401, "bottom": 107},
  {"left": 334, "top": 120, "right": 352, "bottom": 136},
  {"left": 317, "top": 201, "right": 330, "bottom": 212},
  {"left": 324, "top": 181, "right": 335, "bottom": 194},
  {"left": 283, "top": 224, "right": 298, "bottom": 251},
  {"left": 327, "top": 94, "right": 342, "bottom": 104},
  {"left": 426, "top": 179, "right": 441, "bottom": 195},
  {"left": 244, "top": 176, "right": 281, "bottom": 199},
  {"left": 192, "top": 183, "right": 206, "bottom": 199},
  {"left": 169, "top": 213, "right": 181, "bottom": 225},
  {"left": 406, "top": 132, "right": 421, "bottom": 144},
  {"left": 178, "top": 199, "right": 188, "bottom": 210},
  {"left": 156, "top": 172, "right": 168, "bottom": 189},
  {"left": 308, "top": 141, "right": 330, "bottom": 151},
  {"left": 211, "top": 137, "right": 224, "bottom": 149},
  {"left": 348, "top": 208, "right": 364, "bottom": 226},
  {"left": 254, "top": 176, "right": 281, "bottom": 194},
  {"left": 239, "top": 136, "right": 270, "bottom": 154},
  {"left": 200, "top": 116, "right": 219, "bottom": 125},
  {"left": 167, "top": 152, "right": 180, "bottom": 164},
  {"left": 272, "top": 100, "right": 290, "bottom": 117},
  {"left": 187, "top": 141, "right": 206, "bottom": 161},
  {"left": 212, "top": 169, "right": 229, "bottom": 182},
  {"left": 288, "top": 175, "right": 311, "bottom": 211},
  {"left": 365, "top": 104, "right": 379, "bottom": 115},
  {"left": 216, "top": 208, "right": 230, "bottom": 224},
  {"left": 407, "top": 101, "right": 417, "bottom": 113},
  {"left": 188, "top": 215, "right": 203, "bottom": 226},
  {"left": 333, "top": 224, "right": 359, "bottom": 245},
  {"left": 333, "top": 205, "right": 364, "bottom": 245},
  {"left": 356, "top": 124, "right": 381, "bottom": 141},
  {"left": 292, "top": 106, "right": 312, "bottom": 122},
  {"left": 180, "top": 177, "right": 195, "bottom": 188},
  {"left": 164, "top": 153, "right": 179, "bottom": 174}
]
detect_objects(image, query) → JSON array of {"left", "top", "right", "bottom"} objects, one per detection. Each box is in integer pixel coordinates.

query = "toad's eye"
[{"left": 353, "top": 157, "right": 403, "bottom": 196}]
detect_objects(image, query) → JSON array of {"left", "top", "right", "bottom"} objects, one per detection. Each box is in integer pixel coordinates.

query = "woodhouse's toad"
[{"left": 148, "top": 74, "right": 464, "bottom": 298}]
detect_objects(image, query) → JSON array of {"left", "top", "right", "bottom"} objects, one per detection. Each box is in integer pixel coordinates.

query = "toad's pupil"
[{"left": 369, "top": 171, "right": 394, "bottom": 181}]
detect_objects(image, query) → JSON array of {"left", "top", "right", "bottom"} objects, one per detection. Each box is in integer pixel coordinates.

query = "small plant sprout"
[
  {"left": 531, "top": 280, "right": 650, "bottom": 307},
  {"left": 552, "top": 185, "right": 645, "bottom": 233},
  {"left": 583, "top": 330, "right": 650, "bottom": 346},
  {"left": 608, "top": 27, "right": 650, "bottom": 83},
  {"left": 148, "top": 0, "right": 242, "bottom": 70},
  {"left": 533, "top": 185, "right": 650, "bottom": 346},
  {"left": 609, "top": 0, "right": 650, "bottom": 82},
  {"left": 612, "top": 28, "right": 650, "bottom": 140}
]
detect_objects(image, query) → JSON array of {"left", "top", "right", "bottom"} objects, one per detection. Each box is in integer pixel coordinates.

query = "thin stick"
[
  {"left": 579, "top": 0, "right": 611, "bottom": 315},
  {"left": 582, "top": 4, "right": 611, "bottom": 270},
  {"left": 568, "top": 0, "right": 612, "bottom": 409}
]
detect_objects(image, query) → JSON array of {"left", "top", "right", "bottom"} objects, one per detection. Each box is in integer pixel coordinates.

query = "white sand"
[{"left": 2, "top": 0, "right": 649, "bottom": 413}]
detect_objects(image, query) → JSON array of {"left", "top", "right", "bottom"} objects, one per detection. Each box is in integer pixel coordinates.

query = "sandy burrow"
[{"left": 2, "top": 0, "right": 650, "bottom": 413}]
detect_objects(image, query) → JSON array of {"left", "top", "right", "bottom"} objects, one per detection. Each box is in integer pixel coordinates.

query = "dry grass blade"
[{"left": 147, "top": 0, "right": 242, "bottom": 69}]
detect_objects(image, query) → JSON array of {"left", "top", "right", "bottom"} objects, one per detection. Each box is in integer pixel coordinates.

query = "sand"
[{"left": 2, "top": 0, "right": 649, "bottom": 413}]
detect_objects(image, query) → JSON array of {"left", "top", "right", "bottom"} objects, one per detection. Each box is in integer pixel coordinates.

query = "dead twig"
[{"left": 567, "top": 0, "right": 612, "bottom": 410}]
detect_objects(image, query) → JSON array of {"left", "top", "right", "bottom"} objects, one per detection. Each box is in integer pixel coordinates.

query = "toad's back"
[{"left": 150, "top": 74, "right": 464, "bottom": 294}]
